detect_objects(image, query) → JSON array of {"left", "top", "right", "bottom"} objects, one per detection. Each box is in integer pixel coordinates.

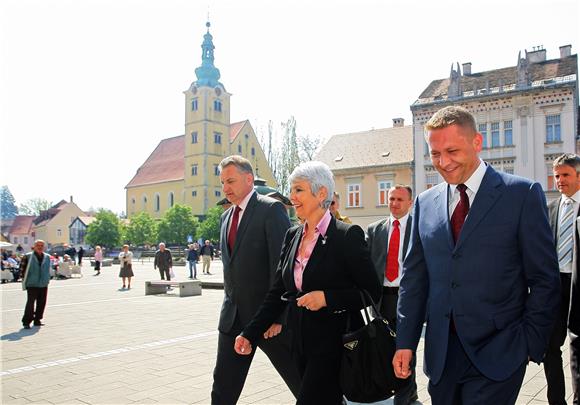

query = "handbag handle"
[{"left": 345, "top": 289, "right": 397, "bottom": 337}]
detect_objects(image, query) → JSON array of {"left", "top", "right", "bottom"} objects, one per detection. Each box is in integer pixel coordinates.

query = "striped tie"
[{"left": 558, "top": 198, "right": 575, "bottom": 268}]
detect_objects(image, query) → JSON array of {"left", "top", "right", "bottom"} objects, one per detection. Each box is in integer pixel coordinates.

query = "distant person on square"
[
  {"left": 187, "top": 242, "right": 200, "bottom": 279},
  {"left": 200, "top": 239, "right": 214, "bottom": 275},
  {"left": 547, "top": 153, "right": 580, "bottom": 404},
  {"left": 329, "top": 191, "right": 351, "bottom": 224},
  {"left": 211, "top": 155, "right": 301, "bottom": 404},
  {"left": 77, "top": 246, "right": 84, "bottom": 266},
  {"left": 93, "top": 246, "right": 103, "bottom": 275},
  {"left": 367, "top": 185, "right": 418, "bottom": 405},
  {"left": 118, "top": 244, "right": 134, "bottom": 290},
  {"left": 234, "top": 161, "right": 381, "bottom": 403},
  {"left": 20, "top": 240, "right": 51, "bottom": 329},
  {"left": 393, "top": 106, "right": 560, "bottom": 404},
  {"left": 154, "top": 242, "right": 173, "bottom": 281}
]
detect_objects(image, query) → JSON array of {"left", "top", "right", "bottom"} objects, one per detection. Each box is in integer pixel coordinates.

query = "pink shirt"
[{"left": 293, "top": 211, "right": 332, "bottom": 291}]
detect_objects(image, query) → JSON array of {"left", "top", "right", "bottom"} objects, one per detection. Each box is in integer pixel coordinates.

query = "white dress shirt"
[
  {"left": 448, "top": 159, "right": 487, "bottom": 214},
  {"left": 559, "top": 189, "right": 580, "bottom": 274},
  {"left": 227, "top": 190, "right": 255, "bottom": 235},
  {"left": 384, "top": 213, "right": 410, "bottom": 287}
]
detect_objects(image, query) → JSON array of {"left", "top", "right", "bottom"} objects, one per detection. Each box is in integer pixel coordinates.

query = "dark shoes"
[
  {"left": 33, "top": 321, "right": 45, "bottom": 327},
  {"left": 23, "top": 324, "right": 31, "bottom": 329}
]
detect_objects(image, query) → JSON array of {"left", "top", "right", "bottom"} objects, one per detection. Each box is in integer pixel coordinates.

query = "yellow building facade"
[
  {"left": 32, "top": 200, "right": 86, "bottom": 246},
  {"left": 126, "top": 22, "right": 276, "bottom": 218}
]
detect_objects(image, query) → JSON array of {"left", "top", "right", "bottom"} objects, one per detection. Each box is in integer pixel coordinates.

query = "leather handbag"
[{"left": 340, "top": 290, "right": 408, "bottom": 403}]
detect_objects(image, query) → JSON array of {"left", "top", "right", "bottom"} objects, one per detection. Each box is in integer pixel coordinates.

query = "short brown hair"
[
  {"left": 425, "top": 106, "right": 477, "bottom": 134},
  {"left": 389, "top": 184, "right": 413, "bottom": 199},
  {"left": 218, "top": 155, "right": 254, "bottom": 176},
  {"left": 553, "top": 153, "right": 580, "bottom": 174}
]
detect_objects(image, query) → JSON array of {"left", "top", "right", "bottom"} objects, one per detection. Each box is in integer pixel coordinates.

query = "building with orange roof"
[
  {"left": 7, "top": 216, "right": 36, "bottom": 251},
  {"left": 125, "top": 22, "right": 276, "bottom": 218}
]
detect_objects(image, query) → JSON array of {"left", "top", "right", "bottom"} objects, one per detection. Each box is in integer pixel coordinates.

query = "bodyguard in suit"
[
  {"left": 548, "top": 153, "right": 580, "bottom": 405},
  {"left": 211, "top": 155, "right": 301, "bottom": 405},
  {"left": 367, "top": 185, "right": 417, "bottom": 405},
  {"left": 393, "top": 106, "right": 561, "bottom": 404}
]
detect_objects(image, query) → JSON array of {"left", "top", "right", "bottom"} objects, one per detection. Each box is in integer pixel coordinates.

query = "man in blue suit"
[{"left": 393, "top": 106, "right": 561, "bottom": 404}]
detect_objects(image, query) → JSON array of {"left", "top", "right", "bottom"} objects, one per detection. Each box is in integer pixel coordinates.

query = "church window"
[
  {"left": 491, "top": 122, "right": 500, "bottom": 147},
  {"left": 214, "top": 100, "right": 222, "bottom": 112},
  {"left": 238, "top": 144, "right": 242, "bottom": 153},
  {"left": 191, "top": 165, "right": 198, "bottom": 176},
  {"left": 191, "top": 132, "right": 198, "bottom": 144},
  {"left": 192, "top": 190, "right": 197, "bottom": 197},
  {"left": 214, "top": 132, "right": 222, "bottom": 144},
  {"left": 479, "top": 123, "right": 488, "bottom": 148},
  {"left": 154, "top": 194, "right": 160, "bottom": 212},
  {"left": 251, "top": 147, "right": 255, "bottom": 156},
  {"left": 191, "top": 98, "right": 198, "bottom": 111},
  {"left": 168, "top": 192, "right": 174, "bottom": 208}
]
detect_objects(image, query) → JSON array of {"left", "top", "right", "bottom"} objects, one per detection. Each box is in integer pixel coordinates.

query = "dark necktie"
[
  {"left": 385, "top": 219, "right": 400, "bottom": 282},
  {"left": 450, "top": 184, "right": 470, "bottom": 243},
  {"left": 228, "top": 206, "right": 241, "bottom": 252}
]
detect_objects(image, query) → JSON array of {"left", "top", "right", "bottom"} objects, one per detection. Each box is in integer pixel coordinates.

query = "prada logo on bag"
[{"left": 344, "top": 340, "right": 358, "bottom": 350}]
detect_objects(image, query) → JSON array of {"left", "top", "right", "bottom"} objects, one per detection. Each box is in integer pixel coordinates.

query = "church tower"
[{"left": 183, "top": 21, "right": 231, "bottom": 216}]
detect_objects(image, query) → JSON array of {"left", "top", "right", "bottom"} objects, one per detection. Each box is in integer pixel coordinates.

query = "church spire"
[{"left": 195, "top": 21, "right": 222, "bottom": 88}]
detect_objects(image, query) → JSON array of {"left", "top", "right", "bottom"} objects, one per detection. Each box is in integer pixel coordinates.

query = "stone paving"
[{"left": 1, "top": 258, "right": 574, "bottom": 404}]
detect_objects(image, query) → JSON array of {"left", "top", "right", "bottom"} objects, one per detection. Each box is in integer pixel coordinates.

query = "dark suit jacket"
[
  {"left": 241, "top": 215, "right": 381, "bottom": 355},
  {"left": 397, "top": 165, "right": 561, "bottom": 384},
  {"left": 218, "top": 192, "right": 291, "bottom": 335},
  {"left": 548, "top": 197, "right": 580, "bottom": 335},
  {"left": 367, "top": 215, "right": 412, "bottom": 285}
]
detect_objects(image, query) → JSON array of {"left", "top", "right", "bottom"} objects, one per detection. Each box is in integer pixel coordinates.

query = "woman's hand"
[
  {"left": 296, "top": 290, "right": 326, "bottom": 311},
  {"left": 234, "top": 335, "right": 253, "bottom": 355},
  {"left": 263, "top": 323, "right": 282, "bottom": 339}
]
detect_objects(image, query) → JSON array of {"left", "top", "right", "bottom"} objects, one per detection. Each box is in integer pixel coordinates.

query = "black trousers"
[
  {"left": 158, "top": 268, "right": 170, "bottom": 280},
  {"left": 211, "top": 328, "right": 301, "bottom": 405},
  {"left": 570, "top": 329, "right": 579, "bottom": 405},
  {"left": 22, "top": 287, "right": 48, "bottom": 326},
  {"left": 295, "top": 350, "right": 343, "bottom": 405},
  {"left": 380, "top": 288, "right": 418, "bottom": 405},
  {"left": 544, "top": 272, "right": 572, "bottom": 405}
]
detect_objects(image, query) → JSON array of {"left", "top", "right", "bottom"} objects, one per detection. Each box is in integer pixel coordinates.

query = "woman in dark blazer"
[{"left": 234, "top": 161, "right": 381, "bottom": 404}]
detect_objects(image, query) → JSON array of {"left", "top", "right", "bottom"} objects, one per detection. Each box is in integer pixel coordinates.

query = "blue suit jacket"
[{"left": 397, "top": 165, "right": 560, "bottom": 384}]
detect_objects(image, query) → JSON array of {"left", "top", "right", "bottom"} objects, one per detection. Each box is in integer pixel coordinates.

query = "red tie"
[
  {"left": 228, "top": 206, "right": 241, "bottom": 252},
  {"left": 385, "top": 219, "right": 400, "bottom": 282},
  {"left": 450, "top": 184, "right": 470, "bottom": 243}
]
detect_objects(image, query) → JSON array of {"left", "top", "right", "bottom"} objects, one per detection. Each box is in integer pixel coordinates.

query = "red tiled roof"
[
  {"left": 9, "top": 216, "right": 36, "bottom": 235},
  {"left": 229, "top": 120, "right": 247, "bottom": 142}
]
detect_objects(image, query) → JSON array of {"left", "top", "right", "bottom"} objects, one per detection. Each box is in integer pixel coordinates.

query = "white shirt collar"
[
  {"left": 389, "top": 212, "right": 409, "bottom": 228},
  {"left": 449, "top": 159, "right": 487, "bottom": 195},
  {"left": 236, "top": 190, "right": 255, "bottom": 212},
  {"left": 561, "top": 189, "right": 580, "bottom": 205}
]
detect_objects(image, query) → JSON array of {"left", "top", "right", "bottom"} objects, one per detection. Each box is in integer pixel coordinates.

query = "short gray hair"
[
  {"left": 289, "top": 161, "right": 335, "bottom": 209},
  {"left": 218, "top": 155, "right": 254, "bottom": 176},
  {"left": 553, "top": 153, "right": 580, "bottom": 174}
]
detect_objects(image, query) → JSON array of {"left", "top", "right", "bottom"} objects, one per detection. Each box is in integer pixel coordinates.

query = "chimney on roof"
[
  {"left": 70, "top": 195, "right": 73, "bottom": 203},
  {"left": 526, "top": 46, "right": 546, "bottom": 64},
  {"left": 392, "top": 118, "right": 405, "bottom": 127},
  {"left": 462, "top": 62, "right": 472, "bottom": 75},
  {"left": 560, "top": 44, "right": 572, "bottom": 58}
]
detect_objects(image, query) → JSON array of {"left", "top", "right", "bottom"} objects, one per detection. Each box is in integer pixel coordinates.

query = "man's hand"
[
  {"left": 393, "top": 349, "right": 413, "bottom": 379},
  {"left": 234, "top": 336, "right": 253, "bottom": 355},
  {"left": 263, "top": 323, "right": 282, "bottom": 339},
  {"left": 296, "top": 291, "right": 327, "bottom": 311}
]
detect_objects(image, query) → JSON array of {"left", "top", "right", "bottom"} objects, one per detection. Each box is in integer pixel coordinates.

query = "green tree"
[
  {"left": 125, "top": 212, "right": 158, "bottom": 246},
  {"left": 18, "top": 198, "right": 53, "bottom": 215},
  {"left": 0, "top": 186, "right": 18, "bottom": 219},
  {"left": 157, "top": 204, "right": 198, "bottom": 245},
  {"left": 198, "top": 206, "right": 223, "bottom": 242},
  {"left": 85, "top": 210, "right": 121, "bottom": 248}
]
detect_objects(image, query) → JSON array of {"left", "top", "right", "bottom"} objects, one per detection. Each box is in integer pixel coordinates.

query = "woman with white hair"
[{"left": 234, "top": 161, "right": 381, "bottom": 404}]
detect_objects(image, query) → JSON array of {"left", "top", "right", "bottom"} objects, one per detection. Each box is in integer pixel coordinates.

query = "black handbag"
[{"left": 340, "top": 290, "right": 408, "bottom": 403}]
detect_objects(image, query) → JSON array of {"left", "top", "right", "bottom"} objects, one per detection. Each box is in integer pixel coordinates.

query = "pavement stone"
[{"left": 1, "top": 258, "right": 574, "bottom": 404}]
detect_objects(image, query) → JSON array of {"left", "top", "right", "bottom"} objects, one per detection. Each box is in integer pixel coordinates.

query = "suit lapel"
[
  {"left": 377, "top": 220, "right": 389, "bottom": 267},
  {"left": 220, "top": 209, "right": 231, "bottom": 263},
  {"left": 455, "top": 166, "right": 503, "bottom": 250},
  {"left": 548, "top": 198, "right": 561, "bottom": 240},
  {"left": 283, "top": 227, "right": 303, "bottom": 290},
  {"left": 402, "top": 216, "right": 412, "bottom": 257},
  {"left": 435, "top": 184, "right": 455, "bottom": 250},
  {"left": 230, "top": 192, "right": 258, "bottom": 259},
  {"left": 301, "top": 217, "right": 334, "bottom": 287}
]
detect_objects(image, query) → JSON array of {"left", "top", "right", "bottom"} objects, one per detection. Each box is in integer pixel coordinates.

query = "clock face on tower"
[
  {"left": 215, "top": 87, "right": 221, "bottom": 96},
  {"left": 191, "top": 86, "right": 198, "bottom": 95}
]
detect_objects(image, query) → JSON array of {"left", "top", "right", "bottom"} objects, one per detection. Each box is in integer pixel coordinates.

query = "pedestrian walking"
[
  {"left": 200, "top": 240, "right": 214, "bottom": 275},
  {"left": 94, "top": 246, "right": 102, "bottom": 275},
  {"left": 20, "top": 240, "right": 51, "bottom": 329},
  {"left": 118, "top": 244, "right": 134, "bottom": 289},
  {"left": 187, "top": 242, "right": 200, "bottom": 279}
]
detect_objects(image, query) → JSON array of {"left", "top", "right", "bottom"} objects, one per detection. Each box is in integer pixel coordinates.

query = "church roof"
[
  {"left": 126, "top": 121, "right": 250, "bottom": 188},
  {"left": 415, "top": 55, "right": 577, "bottom": 105},
  {"left": 315, "top": 125, "right": 413, "bottom": 171}
]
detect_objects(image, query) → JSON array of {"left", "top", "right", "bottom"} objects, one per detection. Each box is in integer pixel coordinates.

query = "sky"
[{"left": 0, "top": 0, "right": 578, "bottom": 215}]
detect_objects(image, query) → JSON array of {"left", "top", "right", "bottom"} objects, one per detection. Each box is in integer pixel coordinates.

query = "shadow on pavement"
[{"left": 1, "top": 327, "right": 40, "bottom": 341}]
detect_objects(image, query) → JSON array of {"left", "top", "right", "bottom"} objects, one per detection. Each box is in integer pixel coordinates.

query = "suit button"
[{"left": 451, "top": 282, "right": 459, "bottom": 289}]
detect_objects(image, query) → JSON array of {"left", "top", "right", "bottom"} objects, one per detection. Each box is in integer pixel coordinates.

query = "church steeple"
[{"left": 195, "top": 21, "right": 222, "bottom": 88}]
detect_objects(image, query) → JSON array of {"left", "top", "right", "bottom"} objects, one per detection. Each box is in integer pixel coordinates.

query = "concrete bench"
[{"left": 145, "top": 280, "right": 201, "bottom": 297}]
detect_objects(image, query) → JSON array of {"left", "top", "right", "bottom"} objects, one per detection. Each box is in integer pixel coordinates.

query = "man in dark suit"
[
  {"left": 547, "top": 153, "right": 580, "bottom": 405},
  {"left": 393, "top": 106, "right": 560, "bottom": 404},
  {"left": 367, "top": 185, "right": 417, "bottom": 405},
  {"left": 211, "top": 155, "right": 301, "bottom": 405}
]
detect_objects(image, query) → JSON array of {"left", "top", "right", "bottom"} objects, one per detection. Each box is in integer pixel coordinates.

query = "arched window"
[
  {"left": 142, "top": 195, "right": 148, "bottom": 210},
  {"left": 154, "top": 194, "right": 160, "bottom": 212},
  {"left": 168, "top": 192, "right": 174, "bottom": 208}
]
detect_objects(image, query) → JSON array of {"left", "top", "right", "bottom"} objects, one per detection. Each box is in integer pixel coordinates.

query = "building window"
[
  {"left": 191, "top": 132, "right": 198, "bottom": 144},
  {"left": 547, "top": 175, "right": 557, "bottom": 190},
  {"left": 251, "top": 147, "right": 255, "bottom": 156},
  {"left": 13, "top": 236, "right": 18, "bottom": 243},
  {"left": 504, "top": 167, "right": 514, "bottom": 175},
  {"left": 192, "top": 190, "right": 197, "bottom": 197},
  {"left": 214, "top": 132, "right": 222, "bottom": 144},
  {"left": 24, "top": 236, "right": 28, "bottom": 244},
  {"left": 191, "top": 98, "right": 198, "bottom": 111},
  {"left": 191, "top": 165, "right": 198, "bottom": 176},
  {"left": 479, "top": 123, "right": 488, "bottom": 148},
  {"left": 546, "top": 114, "right": 561, "bottom": 143},
  {"left": 491, "top": 122, "right": 500, "bottom": 147},
  {"left": 57, "top": 229, "right": 62, "bottom": 237},
  {"left": 215, "top": 190, "right": 221, "bottom": 197},
  {"left": 377, "top": 181, "right": 392, "bottom": 206},
  {"left": 347, "top": 184, "right": 361, "bottom": 208},
  {"left": 154, "top": 194, "right": 160, "bottom": 212},
  {"left": 142, "top": 195, "right": 147, "bottom": 209},
  {"left": 238, "top": 144, "right": 242, "bottom": 153},
  {"left": 214, "top": 100, "right": 222, "bottom": 112},
  {"left": 131, "top": 198, "right": 135, "bottom": 204},
  {"left": 504, "top": 120, "right": 513, "bottom": 146},
  {"left": 168, "top": 192, "right": 174, "bottom": 208},
  {"left": 426, "top": 173, "right": 439, "bottom": 189},
  {"left": 214, "top": 164, "right": 220, "bottom": 176}
]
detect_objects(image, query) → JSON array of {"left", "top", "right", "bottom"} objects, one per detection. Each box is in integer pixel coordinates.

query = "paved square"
[{"left": 1, "top": 259, "right": 574, "bottom": 404}]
